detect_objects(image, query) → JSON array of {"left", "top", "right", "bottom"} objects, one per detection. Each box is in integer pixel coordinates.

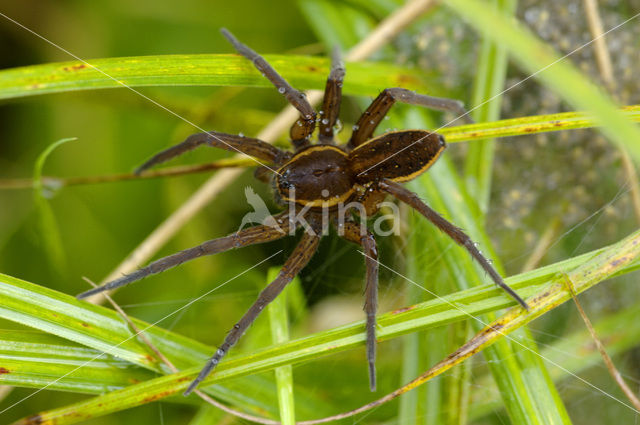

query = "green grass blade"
[
  {"left": 32, "top": 138, "right": 76, "bottom": 277},
  {"left": 444, "top": 0, "right": 640, "bottom": 162},
  {"left": 465, "top": 0, "right": 516, "bottom": 214},
  {"left": 188, "top": 404, "right": 226, "bottom": 425},
  {"left": 0, "top": 328, "right": 297, "bottom": 415},
  {"left": 0, "top": 273, "right": 295, "bottom": 418},
  {"left": 451, "top": 1, "right": 515, "bottom": 421},
  {"left": 0, "top": 330, "right": 156, "bottom": 394},
  {"left": 267, "top": 267, "right": 296, "bottom": 425},
  {"left": 401, "top": 215, "right": 439, "bottom": 424},
  {"left": 0, "top": 273, "right": 207, "bottom": 371},
  {"left": 0, "top": 54, "right": 438, "bottom": 100},
  {"left": 298, "top": 0, "right": 374, "bottom": 51}
]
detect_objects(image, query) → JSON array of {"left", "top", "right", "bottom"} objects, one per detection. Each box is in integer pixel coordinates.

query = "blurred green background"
[{"left": 1, "top": 0, "right": 640, "bottom": 424}]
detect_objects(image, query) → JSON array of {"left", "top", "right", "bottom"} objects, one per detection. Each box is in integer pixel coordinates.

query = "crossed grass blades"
[{"left": 77, "top": 28, "right": 528, "bottom": 396}]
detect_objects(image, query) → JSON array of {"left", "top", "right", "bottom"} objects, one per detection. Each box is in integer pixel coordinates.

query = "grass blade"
[
  {"left": 0, "top": 54, "right": 438, "bottom": 100},
  {"left": 32, "top": 138, "right": 77, "bottom": 277},
  {"left": 469, "top": 302, "right": 640, "bottom": 418},
  {"left": 267, "top": 268, "right": 296, "bottom": 425},
  {"left": 444, "top": 0, "right": 640, "bottom": 161},
  {"left": 465, "top": 0, "right": 516, "bottom": 213},
  {"left": 0, "top": 330, "right": 155, "bottom": 394},
  {"left": 442, "top": 106, "right": 640, "bottom": 143}
]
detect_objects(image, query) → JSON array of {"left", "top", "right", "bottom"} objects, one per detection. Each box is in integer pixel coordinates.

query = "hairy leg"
[
  {"left": 135, "top": 131, "right": 286, "bottom": 175},
  {"left": 348, "top": 88, "right": 473, "bottom": 149},
  {"left": 318, "top": 47, "right": 345, "bottom": 145},
  {"left": 340, "top": 219, "right": 379, "bottom": 391},
  {"left": 221, "top": 28, "right": 316, "bottom": 149},
  {"left": 77, "top": 212, "right": 292, "bottom": 299},
  {"left": 184, "top": 229, "right": 321, "bottom": 395},
  {"left": 379, "top": 179, "right": 528, "bottom": 309}
]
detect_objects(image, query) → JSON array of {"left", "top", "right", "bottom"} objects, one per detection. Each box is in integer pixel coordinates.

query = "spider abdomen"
[
  {"left": 350, "top": 130, "right": 445, "bottom": 184},
  {"left": 276, "top": 145, "right": 356, "bottom": 207}
]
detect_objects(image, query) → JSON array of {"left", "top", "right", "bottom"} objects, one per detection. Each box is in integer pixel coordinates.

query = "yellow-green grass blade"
[
  {"left": 469, "top": 301, "right": 640, "bottom": 419},
  {"left": 0, "top": 54, "right": 438, "bottom": 101},
  {"left": 442, "top": 106, "right": 640, "bottom": 143}
]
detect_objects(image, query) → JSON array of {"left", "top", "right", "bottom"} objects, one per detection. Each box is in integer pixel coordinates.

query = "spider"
[{"left": 78, "top": 28, "right": 528, "bottom": 396}]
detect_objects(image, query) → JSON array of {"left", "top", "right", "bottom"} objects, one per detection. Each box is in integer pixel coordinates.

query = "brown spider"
[{"left": 78, "top": 28, "right": 528, "bottom": 395}]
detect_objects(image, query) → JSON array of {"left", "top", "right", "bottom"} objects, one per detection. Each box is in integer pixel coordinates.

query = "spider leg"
[
  {"left": 135, "top": 131, "right": 286, "bottom": 175},
  {"left": 379, "top": 179, "right": 528, "bottom": 310},
  {"left": 184, "top": 229, "right": 321, "bottom": 395},
  {"left": 76, "top": 212, "right": 292, "bottom": 299},
  {"left": 221, "top": 28, "right": 316, "bottom": 150},
  {"left": 348, "top": 88, "right": 473, "bottom": 150},
  {"left": 340, "top": 220, "right": 379, "bottom": 391},
  {"left": 318, "top": 47, "right": 345, "bottom": 145}
]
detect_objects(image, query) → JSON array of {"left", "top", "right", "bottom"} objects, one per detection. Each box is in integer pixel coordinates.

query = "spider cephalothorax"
[
  {"left": 78, "top": 28, "right": 527, "bottom": 395},
  {"left": 275, "top": 130, "right": 445, "bottom": 210}
]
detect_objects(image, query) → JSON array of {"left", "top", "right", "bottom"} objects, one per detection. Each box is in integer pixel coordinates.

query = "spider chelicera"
[{"left": 78, "top": 28, "right": 528, "bottom": 395}]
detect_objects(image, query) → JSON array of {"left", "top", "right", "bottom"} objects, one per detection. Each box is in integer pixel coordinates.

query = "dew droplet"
[
  {"left": 238, "top": 132, "right": 244, "bottom": 137},
  {"left": 334, "top": 119, "right": 343, "bottom": 133},
  {"left": 352, "top": 125, "right": 360, "bottom": 131},
  {"left": 278, "top": 87, "right": 286, "bottom": 94},
  {"left": 321, "top": 118, "right": 329, "bottom": 125},
  {"left": 369, "top": 120, "right": 375, "bottom": 125}
]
